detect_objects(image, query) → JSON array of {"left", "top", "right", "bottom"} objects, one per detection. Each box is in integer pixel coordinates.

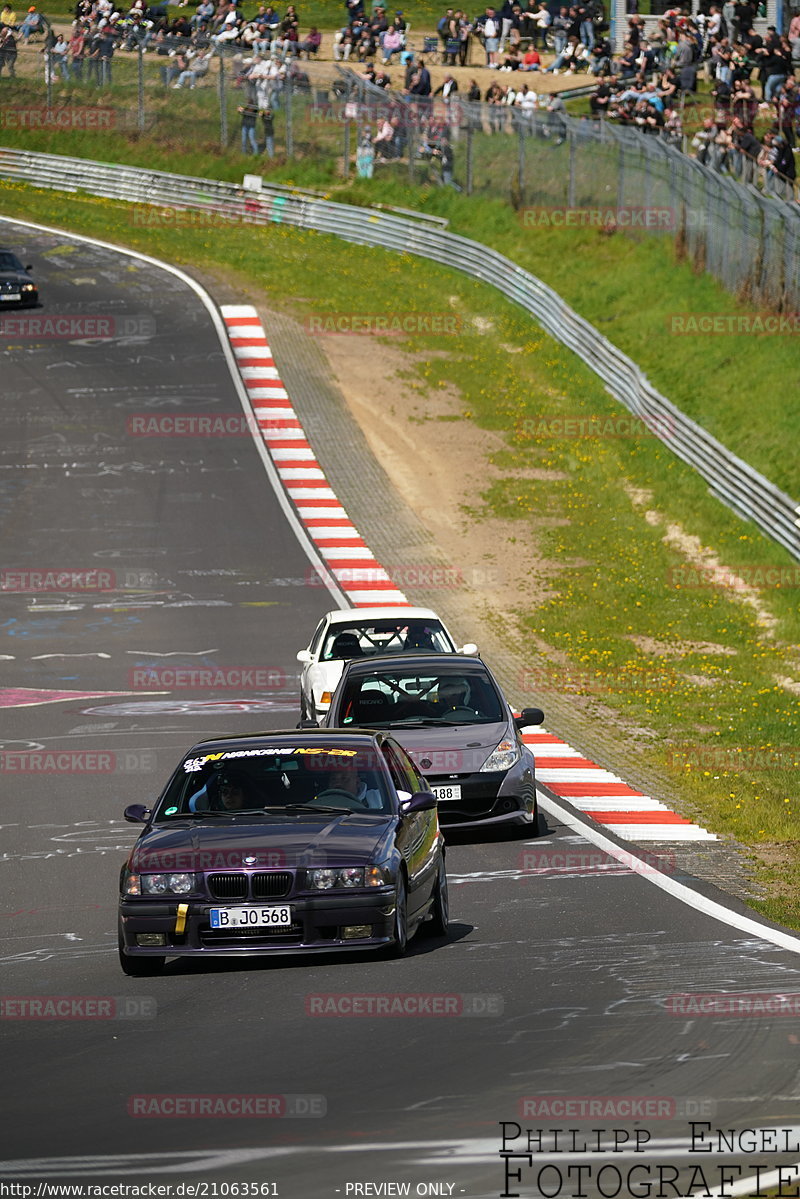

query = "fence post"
[
  {"left": 517, "top": 126, "right": 525, "bottom": 204},
  {"left": 137, "top": 41, "right": 145, "bottom": 133},
  {"left": 567, "top": 127, "right": 576, "bottom": 208},
  {"left": 343, "top": 117, "right": 350, "bottom": 178},
  {"left": 466, "top": 119, "right": 473, "bottom": 195},
  {"left": 45, "top": 49, "right": 52, "bottom": 112},
  {"left": 616, "top": 139, "right": 625, "bottom": 211},
  {"left": 285, "top": 74, "right": 294, "bottom": 159},
  {"left": 218, "top": 51, "right": 228, "bottom": 152}
]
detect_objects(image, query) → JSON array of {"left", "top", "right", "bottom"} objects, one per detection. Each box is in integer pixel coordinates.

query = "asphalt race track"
[{"left": 2, "top": 218, "right": 800, "bottom": 1199}]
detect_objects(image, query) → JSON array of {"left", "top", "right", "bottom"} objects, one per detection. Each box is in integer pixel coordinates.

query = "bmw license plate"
[
  {"left": 431, "top": 784, "right": 461, "bottom": 801},
  {"left": 210, "top": 905, "right": 291, "bottom": 928},
  {"left": 1, "top": 294, "right": 20, "bottom": 301}
]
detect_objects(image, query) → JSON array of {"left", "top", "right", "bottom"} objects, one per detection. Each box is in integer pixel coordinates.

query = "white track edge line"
[{"left": 536, "top": 788, "right": 800, "bottom": 955}]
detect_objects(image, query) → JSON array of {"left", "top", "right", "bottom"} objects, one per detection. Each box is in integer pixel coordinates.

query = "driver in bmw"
[{"left": 322, "top": 763, "right": 384, "bottom": 810}]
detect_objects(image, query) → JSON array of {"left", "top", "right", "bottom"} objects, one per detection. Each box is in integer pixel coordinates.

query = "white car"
[{"left": 297, "top": 607, "right": 478, "bottom": 721}]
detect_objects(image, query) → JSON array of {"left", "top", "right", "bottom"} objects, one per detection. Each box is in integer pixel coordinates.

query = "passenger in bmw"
[{"left": 188, "top": 768, "right": 256, "bottom": 812}]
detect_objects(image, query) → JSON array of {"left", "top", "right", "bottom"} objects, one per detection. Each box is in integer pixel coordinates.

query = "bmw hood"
[{"left": 129, "top": 815, "right": 396, "bottom": 871}]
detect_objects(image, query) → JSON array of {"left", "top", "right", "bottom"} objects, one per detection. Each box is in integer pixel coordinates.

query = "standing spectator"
[
  {"left": 483, "top": 5, "right": 499, "bottom": 67},
  {"left": 457, "top": 9, "right": 472, "bottom": 64},
  {"left": 580, "top": 3, "right": 594, "bottom": 51},
  {"left": 0, "top": 23, "right": 16, "bottom": 74},
  {"left": 409, "top": 55, "right": 431, "bottom": 99},
  {"left": 546, "top": 90, "right": 566, "bottom": 141},
  {"left": 551, "top": 5, "right": 570, "bottom": 54},
  {"left": 498, "top": 0, "right": 514, "bottom": 53},
  {"left": 356, "top": 127, "right": 375, "bottom": 177},
  {"left": 432, "top": 138, "right": 461, "bottom": 188},
  {"left": 238, "top": 98, "right": 259, "bottom": 152},
  {"left": 530, "top": 1, "right": 551, "bottom": 48},
  {"left": 96, "top": 22, "right": 117, "bottom": 86},
  {"left": 260, "top": 105, "right": 274, "bottom": 156},
  {"left": 50, "top": 30, "right": 69, "bottom": 77},
  {"left": 67, "top": 19, "right": 85, "bottom": 76}
]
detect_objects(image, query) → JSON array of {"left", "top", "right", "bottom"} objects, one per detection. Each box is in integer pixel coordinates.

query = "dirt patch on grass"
[
  {"left": 628, "top": 635, "right": 738, "bottom": 658},
  {"left": 320, "top": 333, "right": 558, "bottom": 615},
  {"left": 624, "top": 479, "right": 780, "bottom": 637}
]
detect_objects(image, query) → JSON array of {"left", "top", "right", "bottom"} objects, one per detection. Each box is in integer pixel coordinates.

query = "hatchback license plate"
[
  {"left": 210, "top": 905, "right": 291, "bottom": 928},
  {"left": 431, "top": 784, "right": 461, "bottom": 801}
]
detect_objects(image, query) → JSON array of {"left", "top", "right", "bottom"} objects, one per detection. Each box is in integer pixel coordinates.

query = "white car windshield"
[{"left": 321, "top": 620, "right": 453, "bottom": 661}]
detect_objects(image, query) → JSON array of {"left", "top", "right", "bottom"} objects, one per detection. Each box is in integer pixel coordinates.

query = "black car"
[
  {"left": 321, "top": 655, "right": 544, "bottom": 831},
  {"left": 118, "top": 729, "right": 447, "bottom": 975},
  {"left": 0, "top": 250, "right": 38, "bottom": 308}
]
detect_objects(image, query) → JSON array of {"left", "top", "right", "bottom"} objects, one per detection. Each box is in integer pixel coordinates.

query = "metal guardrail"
[{"left": 2, "top": 144, "right": 798, "bottom": 560}]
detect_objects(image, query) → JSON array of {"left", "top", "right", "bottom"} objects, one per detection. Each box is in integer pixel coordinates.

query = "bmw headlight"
[
  {"left": 126, "top": 873, "right": 197, "bottom": 896},
  {"left": 480, "top": 741, "right": 520, "bottom": 772},
  {"left": 21, "top": 283, "right": 36, "bottom": 292},
  {"left": 307, "top": 866, "right": 388, "bottom": 890}
]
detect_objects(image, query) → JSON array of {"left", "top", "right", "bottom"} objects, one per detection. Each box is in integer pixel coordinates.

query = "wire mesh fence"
[{"left": 2, "top": 46, "right": 799, "bottom": 310}]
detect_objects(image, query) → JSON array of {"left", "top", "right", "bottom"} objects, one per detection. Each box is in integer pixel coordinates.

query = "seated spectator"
[
  {"left": 544, "top": 33, "right": 588, "bottom": 73},
  {"left": 590, "top": 73, "right": 615, "bottom": 113},
  {"left": 173, "top": 45, "right": 213, "bottom": 86},
  {"left": 333, "top": 27, "right": 353, "bottom": 59},
  {"left": 20, "top": 4, "right": 47, "bottom": 41},
  {"left": 192, "top": 0, "right": 214, "bottom": 29},
  {"left": 298, "top": 25, "right": 320, "bottom": 56},
  {"left": 381, "top": 20, "right": 403, "bottom": 62},
  {"left": 520, "top": 43, "right": 540, "bottom": 69},
  {"left": 589, "top": 37, "right": 610, "bottom": 74}
]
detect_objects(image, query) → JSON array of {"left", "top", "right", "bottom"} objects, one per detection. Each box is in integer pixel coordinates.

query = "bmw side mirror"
[
  {"left": 296, "top": 649, "right": 312, "bottom": 664},
  {"left": 458, "top": 642, "right": 478, "bottom": 656},
  {"left": 25, "top": 264, "right": 33, "bottom": 272},
  {"left": 514, "top": 707, "right": 544, "bottom": 729},
  {"left": 123, "top": 803, "right": 151, "bottom": 824},
  {"left": 296, "top": 718, "right": 320, "bottom": 729},
  {"left": 402, "top": 790, "right": 437, "bottom": 813}
]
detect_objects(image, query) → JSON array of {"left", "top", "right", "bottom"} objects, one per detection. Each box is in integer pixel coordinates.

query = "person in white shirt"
[{"left": 483, "top": 6, "right": 499, "bottom": 67}]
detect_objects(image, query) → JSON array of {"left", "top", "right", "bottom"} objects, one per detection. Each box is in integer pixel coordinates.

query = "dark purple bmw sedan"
[{"left": 118, "top": 729, "right": 448, "bottom": 975}]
